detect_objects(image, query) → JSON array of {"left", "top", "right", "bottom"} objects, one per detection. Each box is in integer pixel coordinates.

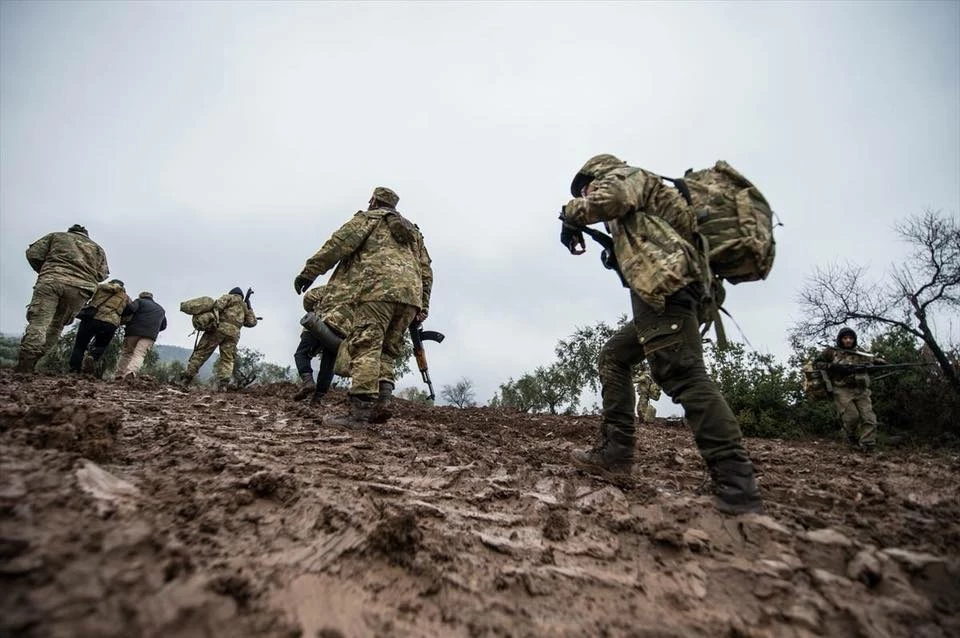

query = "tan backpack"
[
  {"left": 666, "top": 160, "right": 777, "bottom": 284},
  {"left": 179, "top": 296, "right": 219, "bottom": 332}
]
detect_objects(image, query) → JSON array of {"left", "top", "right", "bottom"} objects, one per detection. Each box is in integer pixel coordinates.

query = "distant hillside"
[{"left": 154, "top": 344, "right": 213, "bottom": 380}]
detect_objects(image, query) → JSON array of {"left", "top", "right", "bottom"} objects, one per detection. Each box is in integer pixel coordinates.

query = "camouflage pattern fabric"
[
  {"left": 87, "top": 281, "right": 131, "bottom": 326},
  {"left": 298, "top": 207, "right": 433, "bottom": 314},
  {"left": 19, "top": 280, "right": 91, "bottom": 357},
  {"left": 185, "top": 331, "right": 238, "bottom": 382},
  {"left": 832, "top": 386, "right": 878, "bottom": 446},
  {"left": 815, "top": 347, "right": 881, "bottom": 389},
  {"left": 213, "top": 292, "right": 258, "bottom": 340},
  {"left": 25, "top": 229, "right": 109, "bottom": 293},
  {"left": 682, "top": 161, "right": 776, "bottom": 284},
  {"left": 372, "top": 186, "right": 399, "bottom": 207},
  {"left": 563, "top": 155, "right": 700, "bottom": 312},
  {"left": 303, "top": 286, "right": 326, "bottom": 313},
  {"left": 347, "top": 301, "right": 418, "bottom": 396},
  {"left": 634, "top": 368, "right": 661, "bottom": 423}
]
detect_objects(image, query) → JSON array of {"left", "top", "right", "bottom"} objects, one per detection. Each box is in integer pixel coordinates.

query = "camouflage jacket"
[
  {"left": 815, "top": 347, "right": 884, "bottom": 389},
  {"left": 634, "top": 369, "right": 662, "bottom": 402},
  {"left": 299, "top": 208, "right": 433, "bottom": 311},
  {"left": 563, "top": 166, "right": 700, "bottom": 312},
  {"left": 87, "top": 282, "right": 131, "bottom": 326},
  {"left": 214, "top": 293, "right": 257, "bottom": 340},
  {"left": 25, "top": 230, "right": 109, "bottom": 293}
]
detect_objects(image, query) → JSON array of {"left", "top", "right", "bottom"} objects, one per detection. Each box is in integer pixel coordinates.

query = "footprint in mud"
[
  {"left": 366, "top": 512, "right": 422, "bottom": 567},
  {"left": 2, "top": 398, "right": 123, "bottom": 461}
]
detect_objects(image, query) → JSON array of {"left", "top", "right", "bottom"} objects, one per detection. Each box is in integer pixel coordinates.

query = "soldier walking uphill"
[
  {"left": 559, "top": 154, "right": 763, "bottom": 515},
  {"left": 17, "top": 224, "right": 109, "bottom": 372},
  {"left": 115, "top": 291, "right": 167, "bottom": 380},
  {"left": 69, "top": 279, "right": 131, "bottom": 376},
  {"left": 292, "top": 284, "right": 353, "bottom": 405},
  {"left": 814, "top": 327, "right": 885, "bottom": 452},
  {"left": 178, "top": 288, "right": 258, "bottom": 391},
  {"left": 634, "top": 363, "right": 661, "bottom": 424},
  {"left": 294, "top": 187, "right": 433, "bottom": 428}
]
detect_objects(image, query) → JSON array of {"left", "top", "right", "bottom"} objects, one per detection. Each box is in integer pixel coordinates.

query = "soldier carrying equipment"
[{"left": 410, "top": 321, "right": 445, "bottom": 400}]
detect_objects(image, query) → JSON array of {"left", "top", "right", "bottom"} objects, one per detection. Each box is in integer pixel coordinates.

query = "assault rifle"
[
  {"left": 829, "top": 362, "right": 935, "bottom": 378},
  {"left": 410, "top": 321, "right": 445, "bottom": 400},
  {"left": 244, "top": 287, "right": 264, "bottom": 321},
  {"left": 558, "top": 211, "right": 628, "bottom": 288}
]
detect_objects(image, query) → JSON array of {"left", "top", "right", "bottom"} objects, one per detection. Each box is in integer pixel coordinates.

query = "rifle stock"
[{"left": 409, "top": 321, "right": 445, "bottom": 401}]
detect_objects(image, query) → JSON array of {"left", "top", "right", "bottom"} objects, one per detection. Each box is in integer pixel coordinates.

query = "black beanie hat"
[{"left": 229, "top": 287, "right": 243, "bottom": 296}]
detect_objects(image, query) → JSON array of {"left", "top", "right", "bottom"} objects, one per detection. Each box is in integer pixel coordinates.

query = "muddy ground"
[{"left": 1, "top": 369, "right": 958, "bottom": 638}]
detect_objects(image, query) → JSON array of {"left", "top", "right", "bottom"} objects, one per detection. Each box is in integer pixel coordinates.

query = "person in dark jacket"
[
  {"left": 114, "top": 291, "right": 167, "bottom": 379},
  {"left": 70, "top": 279, "right": 130, "bottom": 375}
]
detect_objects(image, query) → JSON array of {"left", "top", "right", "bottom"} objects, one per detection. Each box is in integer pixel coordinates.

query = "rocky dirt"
[{"left": 1, "top": 369, "right": 958, "bottom": 638}]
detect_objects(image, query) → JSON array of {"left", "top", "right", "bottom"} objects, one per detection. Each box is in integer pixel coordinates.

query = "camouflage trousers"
[
  {"left": 832, "top": 386, "right": 877, "bottom": 445},
  {"left": 20, "top": 279, "right": 91, "bottom": 357},
  {"left": 185, "top": 331, "right": 238, "bottom": 382},
  {"left": 599, "top": 286, "right": 748, "bottom": 464},
  {"left": 348, "top": 301, "right": 417, "bottom": 397},
  {"left": 636, "top": 396, "right": 657, "bottom": 424}
]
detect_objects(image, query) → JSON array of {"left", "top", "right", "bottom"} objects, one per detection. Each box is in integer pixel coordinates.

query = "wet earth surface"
[{"left": 1, "top": 369, "right": 958, "bottom": 637}]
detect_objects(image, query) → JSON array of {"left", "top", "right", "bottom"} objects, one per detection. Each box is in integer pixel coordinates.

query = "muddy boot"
[
  {"left": 709, "top": 458, "right": 764, "bottom": 515},
  {"left": 322, "top": 396, "right": 376, "bottom": 431},
  {"left": 174, "top": 373, "right": 194, "bottom": 388},
  {"left": 371, "top": 380, "right": 395, "bottom": 424},
  {"left": 15, "top": 350, "right": 40, "bottom": 373},
  {"left": 570, "top": 424, "right": 635, "bottom": 479},
  {"left": 81, "top": 354, "right": 97, "bottom": 376},
  {"left": 292, "top": 372, "right": 317, "bottom": 400},
  {"left": 214, "top": 377, "right": 234, "bottom": 392}
]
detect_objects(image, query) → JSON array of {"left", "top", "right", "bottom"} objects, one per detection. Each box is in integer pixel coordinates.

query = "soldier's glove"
[
  {"left": 828, "top": 363, "right": 853, "bottom": 375},
  {"left": 294, "top": 275, "right": 313, "bottom": 295},
  {"left": 558, "top": 211, "right": 586, "bottom": 255}
]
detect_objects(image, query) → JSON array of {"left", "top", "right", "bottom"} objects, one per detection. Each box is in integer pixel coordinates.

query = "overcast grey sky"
[{"left": 2, "top": 1, "right": 958, "bottom": 411}]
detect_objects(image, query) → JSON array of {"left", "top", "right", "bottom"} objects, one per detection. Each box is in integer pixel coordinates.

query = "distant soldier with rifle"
[
  {"left": 294, "top": 186, "right": 433, "bottom": 428},
  {"left": 814, "top": 327, "right": 901, "bottom": 452},
  {"left": 177, "top": 287, "right": 258, "bottom": 391}
]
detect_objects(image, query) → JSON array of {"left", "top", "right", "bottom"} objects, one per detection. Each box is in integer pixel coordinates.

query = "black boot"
[
  {"left": 322, "top": 396, "right": 376, "bottom": 431},
  {"left": 371, "top": 380, "right": 395, "bottom": 423},
  {"left": 175, "top": 373, "right": 194, "bottom": 388},
  {"left": 709, "top": 458, "right": 764, "bottom": 515},
  {"left": 570, "top": 424, "right": 635, "bottom": 479},
  {"left": 15, "top": 350, "right": 40, "bottom": 373},
  {"left": 292, "top": 372, "right": 317, "bottom": 400}
]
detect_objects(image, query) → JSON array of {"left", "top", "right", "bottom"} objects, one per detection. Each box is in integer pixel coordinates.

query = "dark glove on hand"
[
  {"left": 829, "top": 363, "right": 852, "bottom": 375},
  {"left": 560, "top": 224, "right": 586, "bottom": 254},
  {"left": 294, "top": 275, "right": 312, "bottom": 294},
  {"left": 600, "top": 249, "right": 619, "bottom": 271}
]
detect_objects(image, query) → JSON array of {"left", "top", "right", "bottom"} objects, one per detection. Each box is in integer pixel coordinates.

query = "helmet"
[
  {"left": 372, "top": 186, "right": 399, "bottom": 208},
  {"left": 570, "top": 154, "right": 627, "bottom": 196}
]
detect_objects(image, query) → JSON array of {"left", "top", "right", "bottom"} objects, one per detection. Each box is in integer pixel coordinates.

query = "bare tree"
[
  {"left": 793, "top": 209, "right": 960, "bottom": 392},
  {"left": 440, "top": 377, "right": 477, "bottom": 408}
]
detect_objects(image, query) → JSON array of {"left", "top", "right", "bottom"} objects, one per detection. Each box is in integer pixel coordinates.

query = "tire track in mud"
[{"left": 1, "top": 370, "right": 958, "bottom": 637}]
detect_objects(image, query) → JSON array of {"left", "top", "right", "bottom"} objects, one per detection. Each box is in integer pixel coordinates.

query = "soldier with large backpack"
[
  {"left": 559, "top": 154, "right": 776, "bottom": 515},
  {"left": 177, "top": 287, "right": 258, "bottom": 391}
]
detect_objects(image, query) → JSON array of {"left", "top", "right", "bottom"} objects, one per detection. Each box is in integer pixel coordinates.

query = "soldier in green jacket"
[
  {"left": 560, "top": 154, "right": 762, "bottom": 515},
  {"left": 17, "top": 224, "right": 110, "bottom": 372},
  {"left": 294, "top": 187, "right": 433, "bottom": 427},
  {"left": 178, "top": 288, "right": 258, "bottom": 390},
  {"left": 69, "top": 279, "right": 130, "bottom": 376}
]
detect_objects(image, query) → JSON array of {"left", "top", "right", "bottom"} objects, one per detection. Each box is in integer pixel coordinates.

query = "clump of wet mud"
[
  {"left": 367, "top": 512, "right": 422, "bottom": 567},
  {"left": 244, "top": 470, "right": 299, "bottom": 503},
  {"left": 0, "top": 397, "right": 122, "bottom": 461}
]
